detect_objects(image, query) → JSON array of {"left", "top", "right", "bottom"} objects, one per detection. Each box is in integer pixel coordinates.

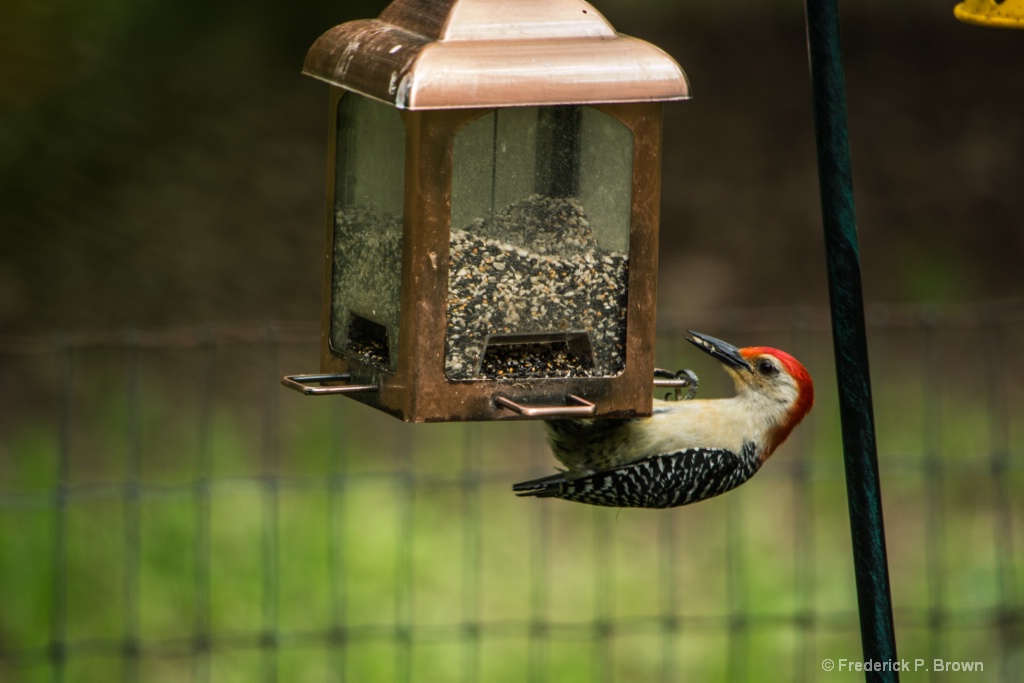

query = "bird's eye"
[{"left": 756, "top": 358, "right": 778, "bottom": 376}]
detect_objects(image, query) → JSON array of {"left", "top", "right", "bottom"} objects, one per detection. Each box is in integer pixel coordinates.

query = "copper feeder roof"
[{"left": 303, "top": 0, "right": 690, "bottom": 110}]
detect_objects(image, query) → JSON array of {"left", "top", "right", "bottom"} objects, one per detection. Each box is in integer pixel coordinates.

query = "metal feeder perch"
[{"left": 282, "top": 0, "right": 690, "bottom": 422}]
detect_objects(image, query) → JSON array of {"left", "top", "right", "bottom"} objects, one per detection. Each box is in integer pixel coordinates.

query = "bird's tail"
[{"left": 511, "top": 472, "right": 567, "bottom": 498}]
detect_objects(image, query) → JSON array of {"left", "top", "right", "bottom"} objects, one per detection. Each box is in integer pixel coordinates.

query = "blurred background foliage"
[
  {"left": 0, "top": 0, "right": 1021, "bottom": 332},
  {"left": 0, "top": 317, "right": 1021, "bottom": 682},
  {"left": 1, "top": 0, "right": 1023, "bottom": 681}
]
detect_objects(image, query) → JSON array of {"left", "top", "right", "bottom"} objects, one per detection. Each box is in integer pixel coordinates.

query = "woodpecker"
[{"left": 512, "top": 331, "right": 814, "bottom": 509}]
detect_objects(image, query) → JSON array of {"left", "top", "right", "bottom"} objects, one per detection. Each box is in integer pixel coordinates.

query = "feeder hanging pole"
[{"left": 803, "top": 1, "right": 899, "bottom": 680}]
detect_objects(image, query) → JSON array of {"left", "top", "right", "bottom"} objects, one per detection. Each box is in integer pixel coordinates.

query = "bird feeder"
[
  {"left": 282, "top": 0, "right": 690, "bottom": 422},
  {"left": 955, "top": 0, "right": 1024, "bottom": 27}
]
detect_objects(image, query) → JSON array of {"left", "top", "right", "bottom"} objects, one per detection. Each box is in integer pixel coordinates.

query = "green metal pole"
[{"left": 803, "top": 1, "right": 900, "bottom": 680}]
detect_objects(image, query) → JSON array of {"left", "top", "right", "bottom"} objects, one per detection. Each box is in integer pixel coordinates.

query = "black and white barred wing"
[{"left": 512, "top": 445, "right": 759, "bottom": 509}]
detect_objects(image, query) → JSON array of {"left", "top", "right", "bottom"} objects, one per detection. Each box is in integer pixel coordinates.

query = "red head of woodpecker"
[{"left": 513, "top": 331, "right": 814, "bottom": 508}]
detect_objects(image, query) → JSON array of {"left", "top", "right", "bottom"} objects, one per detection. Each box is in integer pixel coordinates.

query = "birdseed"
[
  {"left": 446, "top": 195, "right": 628, "bottom": 380},
  {"left": 478, "top": 341, "right": 594, "bottom": 380},
  {"left": 330, "top": 205, "right": 403, "bottom": 370},
  {"left": 329, "top": 196, "right": 630, "bottom": 380}
]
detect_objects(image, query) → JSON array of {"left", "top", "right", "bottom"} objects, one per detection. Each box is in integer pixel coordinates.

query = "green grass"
[{"left": 1, "top": 329, "right": 1022, "bottom": 682}]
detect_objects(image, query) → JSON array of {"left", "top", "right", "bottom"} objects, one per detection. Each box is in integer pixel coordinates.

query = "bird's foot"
[{"left": 653, "top": 368, "right": 699, "bottom": 401}]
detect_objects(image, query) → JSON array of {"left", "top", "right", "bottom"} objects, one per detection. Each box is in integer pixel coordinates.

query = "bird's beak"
[{"left": 686, "top": 331, "right": 752, "bottom": 371}]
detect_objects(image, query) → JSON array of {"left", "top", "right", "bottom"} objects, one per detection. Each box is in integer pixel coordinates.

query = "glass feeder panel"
[
  {"left": 447, "top": 106, "right": 634, "bottom": 381},
  {"left": 330, "top": 93, "right": 405, "bottom": 372}
]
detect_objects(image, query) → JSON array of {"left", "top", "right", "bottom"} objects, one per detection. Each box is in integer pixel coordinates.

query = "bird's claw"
[{"left": 653, "top": 368, "right": 699, "bottom": 401}]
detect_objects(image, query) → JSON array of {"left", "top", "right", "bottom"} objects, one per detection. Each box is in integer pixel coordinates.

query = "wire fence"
[{"left": 1, "top": 302, "right": 1022, "bottom": 682}]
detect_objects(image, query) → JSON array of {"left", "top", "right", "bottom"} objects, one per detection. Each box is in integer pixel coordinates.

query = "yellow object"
[{"left": 955, "top": 0, "right": 1024, "bottom": 28}]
